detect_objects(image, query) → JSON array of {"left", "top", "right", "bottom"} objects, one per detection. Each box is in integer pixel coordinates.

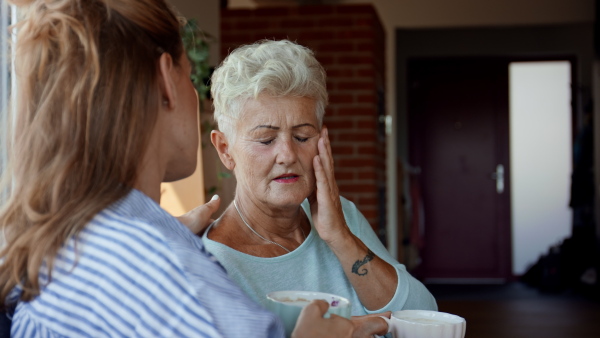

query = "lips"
[
  {"left": 274, "top": 174, "right": 299, "bottom": 180},
  {"left": 274, "top": 174, "right": 300, "bottom": 183}
]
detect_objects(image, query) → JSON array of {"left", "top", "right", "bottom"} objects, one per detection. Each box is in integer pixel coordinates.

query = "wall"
[{"left": 221, "top": 4, "right": 387, "bottom": 231}]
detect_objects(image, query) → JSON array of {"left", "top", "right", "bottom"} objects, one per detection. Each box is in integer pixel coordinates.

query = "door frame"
[
  {"left": 406, "top": 56, "right": 577, "bottom": 281},
  {"left": 396, "top": 25, "right": 590, "bottom": 279}
]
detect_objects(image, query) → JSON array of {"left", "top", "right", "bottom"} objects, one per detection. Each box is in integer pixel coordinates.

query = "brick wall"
[{"left": 220, "top": 4, "right": 386, "bottom": 232}]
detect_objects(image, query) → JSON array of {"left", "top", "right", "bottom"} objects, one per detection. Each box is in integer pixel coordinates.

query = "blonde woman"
[{"left": 0, "top": 1, "right": 353, "bottom": 337}]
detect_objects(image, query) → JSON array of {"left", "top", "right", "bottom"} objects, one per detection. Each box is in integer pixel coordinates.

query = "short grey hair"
[{"left": 210, "top": 40, "right": 328, "bottom": 139}]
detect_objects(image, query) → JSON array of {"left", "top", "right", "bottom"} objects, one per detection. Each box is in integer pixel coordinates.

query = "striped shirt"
[{"left": 9, "top": 189, "right": 284, "bottom": 337}]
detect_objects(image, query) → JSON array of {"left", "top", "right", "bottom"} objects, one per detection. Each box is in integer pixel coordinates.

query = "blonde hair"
[
  {"left": 0, "top": 0, "right": 183, "bottom": 307},
  {"left": 210, "top": 39, "right": 328, "bottom": 140}
]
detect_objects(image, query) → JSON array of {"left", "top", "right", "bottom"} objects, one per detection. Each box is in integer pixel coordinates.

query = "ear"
[
  {"left": 211, "top": 130, "right": 235, "bottom": 171},
  {"left": 157, "top": 52, "right": 177, "bottom": 110}
]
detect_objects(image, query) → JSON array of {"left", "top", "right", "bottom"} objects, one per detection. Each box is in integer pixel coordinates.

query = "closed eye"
[
  {"left": 295, "top": 137, "right": 308, "bottom": 143},
  {"left": 260, "top": 139, "right": 274, "bottom": 145}
]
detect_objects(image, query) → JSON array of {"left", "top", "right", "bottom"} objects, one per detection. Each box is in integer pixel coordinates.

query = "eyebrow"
[{"left": 250, "top": 123, "right": 318, "bottom": 131}]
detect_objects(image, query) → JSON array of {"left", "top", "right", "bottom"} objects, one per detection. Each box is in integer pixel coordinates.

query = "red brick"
[
  {"left": 356, "top": 42, "right": 376, "bottom": 52},
  {"left": 298, "top": 31, "right": 335, "bottom": 41},
  {"left": 337, "top": 131, "right": 376, "bottom": 142},
  {"left": 336, "top": 30, "right": 375, "bottom": 40},
  {"left": 331, "top": 145, "right": 354, "bottom": 155},
  {"left": 355, "top": 119, "right": 377, "bottom": 130},
  {"left": 298, "top": 5, "right": 335, "bottom": 15},
  {"left": 221, "top": 21, "right": 235, "bottom": 31},
  {"left": 356, "top": 69, "right": 376, "bottom": 78},
  {"left": 339, "top": 183, "right": 377, "bottom": 194},
  {"left": 357, "top": 94, "right": 376, "bottom": 103},
  {"left": 358, "top": 196, "right": 379, "bottom": 205},
  {"left": 335, "top": 171, "right": 355, "bottom": 181},
  {"left": 281, "top": 19, "right": 316, "bottom": 29},
  {"left": 326, "top": 69, "right": 355, "bottom": 78},
  {"left": 317, "top": 55, "right": 335, "bottom": 65},
  {"left": 326, "top": 120, "right": 354, "bottom": 129},
  {"left": 316, "top": 17, "right": 354, "bottom": 28},
  {"left": 221, "top": 32, "right": 253, "bottom": 42},
  {"left": 334, "top": 4, "right": 376, "bottom": 14},
  {"left": 355, "top": 18, "right": 375, "bottom": 27},
  {"left": 236, "top": 21, "right": 272, "bottom": 30},
  {"left": 338, "top": 56, "right": 374, "bottom": 65},
  {"left": 359, "top": 209, "right": 378, "bottom": 219},
  {"left": 253, "top": 32, "right": 291, "bottom": 41},
  {"left": 222, "top": 9, "right": 253, "bottom": 18},
  {"left": 339, "top": 194, "right": 357, "bottom": 204},
  {"left": 317, "top": 42, "right": 355, "bottom": 53},
  {"left": 329, "top": 94, "right": 354, "bottom": 104},
  {"left": 358, "top": 145, "right": 378, "bottom": 155},
  {"left": 358, "top": 171, "right": 377, "bottom": 180},
  {"left": 337, "top": 107, "right": 376, "bottom": 117},
  {"left": 254, "top": 7, "right": 291, "bottom": 16},
  {"left": 337, "top": 81, "right": 375, "bottom": 91}
]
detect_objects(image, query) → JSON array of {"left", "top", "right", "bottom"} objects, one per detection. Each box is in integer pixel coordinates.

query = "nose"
[{"left": 275, "top": 137, "right": 298, "bottom": 166}]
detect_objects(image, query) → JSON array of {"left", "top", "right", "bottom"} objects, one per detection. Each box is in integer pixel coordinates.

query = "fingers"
[
  {"left": 322, "top": 126, "right": 334, "bottom": 165},
  {"left": 205, "top": 194, "right": 221, "bottom": 213},
  {"left": 177, "top": 195, "right": 221, "bottom": 235},
  {"left": 293, "top": 300, "right": 354, "bottom": 338},
  {"left": 302, "top": 299, "right": 330, "bottom": 318},
  {"left": 351, "top": 311, "right": 391, "bottom": 320},
  {"left": 318, "top": 127, "right": 335, "bottom": 183},
  {"left": 350, "top": 314, "right": 390, "bottom": 337}
]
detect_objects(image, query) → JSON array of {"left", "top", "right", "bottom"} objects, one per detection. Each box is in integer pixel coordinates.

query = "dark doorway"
[{"left": 408, "top": 58, "right": 512, "bottom": 281}]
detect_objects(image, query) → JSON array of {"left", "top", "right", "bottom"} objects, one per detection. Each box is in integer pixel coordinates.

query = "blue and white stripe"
[{"left": 10, "top": 189, "right": 284, "bottom": 337}]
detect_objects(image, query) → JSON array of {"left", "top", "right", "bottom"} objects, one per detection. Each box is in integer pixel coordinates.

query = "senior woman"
[{"left": 203, "top": 40, "right": 437, "bottom": 321}]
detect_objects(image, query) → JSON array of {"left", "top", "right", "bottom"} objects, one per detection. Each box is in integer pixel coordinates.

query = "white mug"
[{"left": 379, "top": 310, "right": 466, "bottom": 338}]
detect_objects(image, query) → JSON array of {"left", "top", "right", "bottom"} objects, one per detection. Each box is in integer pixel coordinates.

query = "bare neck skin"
[
  {"left": 133, "top": 141, "right": 165, "bottom": 204},
  {"left": 211, "top": 189, "right": 312, "bottom": 257}
]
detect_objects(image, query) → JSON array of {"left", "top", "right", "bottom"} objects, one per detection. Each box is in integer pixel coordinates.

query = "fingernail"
[{"left": 211, "top": 194, "right": 219, "bottom": 201}]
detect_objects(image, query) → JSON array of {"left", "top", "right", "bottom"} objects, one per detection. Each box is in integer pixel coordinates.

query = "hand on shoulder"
[{"left": 177, "top": 195, "right": 221, "bottom": 235}]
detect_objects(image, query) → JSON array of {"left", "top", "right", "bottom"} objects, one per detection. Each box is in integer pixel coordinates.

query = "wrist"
[{"left": 325, "top": 229, "right": 360, "bottom": 255}]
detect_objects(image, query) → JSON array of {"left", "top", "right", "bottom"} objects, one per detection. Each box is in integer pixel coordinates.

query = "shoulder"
[
  {"left": 41, "top": 210, "right": 222, "bottom": 336},
  {"left": 89, "top": 208, "right": 173, "bottom": 255},
  {"left": 81, "top": 209, "right": 188, "bottom": 281}
]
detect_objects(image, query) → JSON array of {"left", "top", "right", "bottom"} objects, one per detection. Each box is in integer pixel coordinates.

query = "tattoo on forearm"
[{"left": 351, "top": 249, "right": 374, "bottom": 276}]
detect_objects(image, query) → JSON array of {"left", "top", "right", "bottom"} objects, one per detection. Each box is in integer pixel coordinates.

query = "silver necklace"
[{"left": 233, "top": 200, "right": 306, "bottom": 253}]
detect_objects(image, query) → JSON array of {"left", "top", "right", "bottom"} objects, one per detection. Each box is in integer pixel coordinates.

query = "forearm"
[{"left": 328, "top": 233, "right": 398, "bottom": 311}]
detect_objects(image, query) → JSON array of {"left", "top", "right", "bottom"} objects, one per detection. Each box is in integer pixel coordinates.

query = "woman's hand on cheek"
[{"left": 310, "top": 126, "right": 352, "bottom": 245}]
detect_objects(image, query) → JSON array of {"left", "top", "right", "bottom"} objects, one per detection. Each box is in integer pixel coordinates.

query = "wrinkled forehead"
[{"left": 236, "top": 95, "right": 320, "bottom": 130}]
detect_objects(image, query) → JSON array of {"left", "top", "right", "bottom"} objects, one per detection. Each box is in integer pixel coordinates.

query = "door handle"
[{"left": 490, "top": 164, "right": 504, "bottom": 194}]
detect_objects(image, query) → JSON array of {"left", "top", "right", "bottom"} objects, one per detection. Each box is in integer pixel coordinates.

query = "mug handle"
[{"left": 373, "top": 316, "right": 392, "bottom": 338}]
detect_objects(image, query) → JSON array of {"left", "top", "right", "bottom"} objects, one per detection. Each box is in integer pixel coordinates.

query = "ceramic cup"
[
  {"left": 266, "top": 290, "right": 351, "bottom": 338},
  {"left": 379, "top": 310, "right": 466, "bottom": 338}
]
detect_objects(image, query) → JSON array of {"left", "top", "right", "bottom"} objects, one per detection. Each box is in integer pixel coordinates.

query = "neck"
[
  {"left": 134, "top": 134, "right": 166, "bottom": 204},
  {"left": 232, "top": 194, "right": 306, "bottom": 239}
]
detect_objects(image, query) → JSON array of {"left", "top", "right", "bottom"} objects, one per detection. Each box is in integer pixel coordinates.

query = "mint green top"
[{"left": 202, "top": 197, "right": 437, "bottom": 315}]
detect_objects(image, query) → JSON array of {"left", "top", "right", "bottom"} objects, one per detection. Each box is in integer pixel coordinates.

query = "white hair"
[{"left": 210, "top": 40, "right": 328, "bottom": 140}]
